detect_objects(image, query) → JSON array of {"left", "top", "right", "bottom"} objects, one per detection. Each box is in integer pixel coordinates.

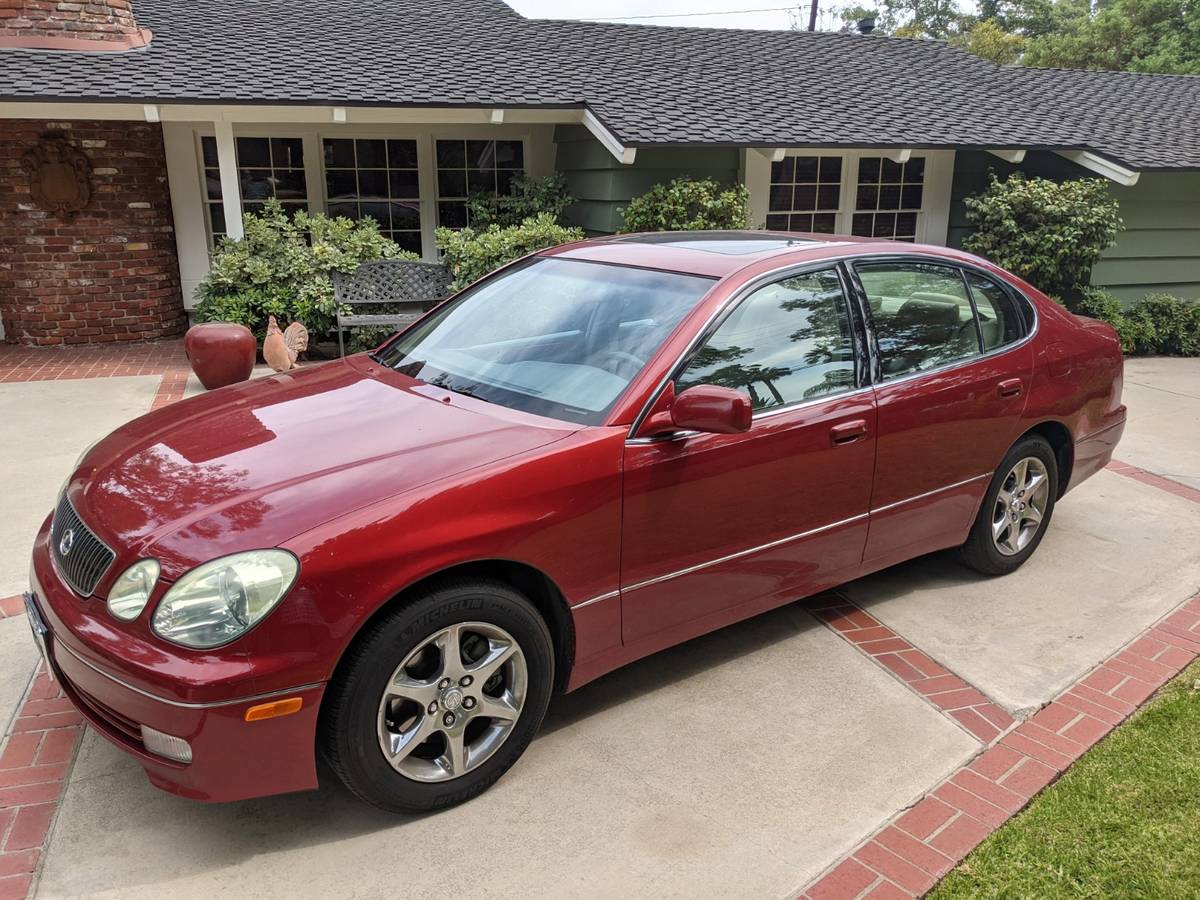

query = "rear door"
[
  {"left": 850, "top": 259, "right": 1034, "bottom": 564},
  {"left": 619, "top": 266, "right": 877, "bottom": 644}
]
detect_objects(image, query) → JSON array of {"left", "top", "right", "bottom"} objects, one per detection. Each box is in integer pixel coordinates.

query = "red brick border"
[
  {"left": 802, "top": 596, "right": 1015, "bottom": 743},
  {"left": 0, "top": 667, "right": 83, "bottom": 900},
  {"left": 800, "top": 591, "right": 1200, "bottom": 899},
  {"left": 0, "top": 598, "right": 22, "bottom": 621},
  {"left": 1106, "top": 459, "right": 1200, "bottom": 505}
]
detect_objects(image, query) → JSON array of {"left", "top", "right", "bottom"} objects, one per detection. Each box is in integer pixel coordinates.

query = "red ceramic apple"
[{"left": 184, "top": 322, "right": 256, "bottom": 390}]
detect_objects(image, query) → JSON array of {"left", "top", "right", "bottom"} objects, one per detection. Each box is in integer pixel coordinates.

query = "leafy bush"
[
  {"left": 963, "top": 174, "right": 1122, "bottom": 300},
  {"left": 1075, "top": 288, "right": 1200, "bottom": 355},
  {"left": 467, "top": 173, "right": 573, "bottom": 228},
  {"left": 195, "top": 200, "right": 413, "bottom": 339},
  {"left": 435, "top": 213, "right": 584, "bottom": 292},
  {"left": 620, "top": 177, "right": 749, "bottom": 233}
]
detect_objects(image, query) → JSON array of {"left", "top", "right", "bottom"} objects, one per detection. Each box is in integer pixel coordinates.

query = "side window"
[
  {"left": 966, "top": 273, "right": 1026, "bottom": 351},
  {"left": 856, "top": 263, "right": 982, "bottom": 379},
  {"left": 676, "top": 269, "right": 856, "bottom": 411}
]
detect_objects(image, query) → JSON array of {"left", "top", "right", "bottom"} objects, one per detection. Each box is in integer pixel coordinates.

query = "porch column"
[{"left": 213, "top": 119, "right": 244, "bottom": 240}]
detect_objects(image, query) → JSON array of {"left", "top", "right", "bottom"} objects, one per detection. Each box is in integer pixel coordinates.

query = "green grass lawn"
[{"left": 932, "top": 659, "right": 1200, "bottom": 900}]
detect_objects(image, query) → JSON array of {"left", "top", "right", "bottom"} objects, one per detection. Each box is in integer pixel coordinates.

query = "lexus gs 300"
[{"left": 25, "top": 232, "right": 1125, "bottom": 811}]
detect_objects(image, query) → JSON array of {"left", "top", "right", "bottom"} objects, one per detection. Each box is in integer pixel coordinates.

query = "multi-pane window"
[
  {"left": 676, "top": 269, "right": 857, "bottom": 410},
  {"left": 435, "top": 139, "right": 524, "bottom": 228},
  {"left": 323, "top": 138, "right": 422, "bottom": 254},
  {"left": 765, "top": 155, "right": 842, "bottom": 234},
  {"left": 852, "top": 157, "right": 925, "bottom": 241},
  {"left": 200, "top": 136, "right": 308, "bottom": 243}
]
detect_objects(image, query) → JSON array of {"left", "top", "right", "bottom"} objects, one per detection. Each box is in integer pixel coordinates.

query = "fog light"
[{"left": 140, "top": 725, "right": 192, "bottom": 763}]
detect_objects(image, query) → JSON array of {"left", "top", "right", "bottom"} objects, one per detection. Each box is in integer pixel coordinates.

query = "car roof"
[{"left": 544, "top": 231, "right": 943, "bottom": 279}]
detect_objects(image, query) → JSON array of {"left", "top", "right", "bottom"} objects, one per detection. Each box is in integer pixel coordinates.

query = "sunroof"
[{"left": 612, "top": 231, "right": 822, "bottom": 256}]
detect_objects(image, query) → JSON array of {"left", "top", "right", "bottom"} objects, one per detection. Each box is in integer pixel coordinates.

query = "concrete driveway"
[{"left": 1, "top": 351, "right": 1197, "bottom": 899}]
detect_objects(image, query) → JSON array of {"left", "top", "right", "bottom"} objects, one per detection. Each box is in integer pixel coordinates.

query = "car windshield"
[{"left": 373, "top": 257, "right": 715, "bottom": 425}]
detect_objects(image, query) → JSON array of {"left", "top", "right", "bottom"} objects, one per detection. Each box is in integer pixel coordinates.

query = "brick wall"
[
  {"left": 0, "top": 1, "right": 151, "bottom": 51},
  {"left": 0, "top": 120, "right": 187, "bottom": 345}
]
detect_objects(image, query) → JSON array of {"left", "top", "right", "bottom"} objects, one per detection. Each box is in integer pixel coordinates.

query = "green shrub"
[
  {"left": 1074, "top": 288, "right": 1200, "bottom": 356},
  {"left": 619, "top": 177, "right": 749, "bottom": 233},
  {"left": 467, "top": 173, "right": 573, "bottom": 228},
  {"left": 195, "top": 199, "right": 413, "bottom": 339},
  {"left": 963, "top": 174, "right": 1122, "bottom": 300},
  {"left": 1127, "top": 293, "right": 1200, "bottom": 356},
  {"left": 435, "top": 213, "right": 584, "bottom": 292}
]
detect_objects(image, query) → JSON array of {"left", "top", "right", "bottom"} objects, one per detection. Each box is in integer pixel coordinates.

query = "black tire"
[
  {"left": 319, "top": 577, "right": 554, "bottom": 813},
  {"left": 958, "top": 435, "right": 1058, "bottom": 576}
]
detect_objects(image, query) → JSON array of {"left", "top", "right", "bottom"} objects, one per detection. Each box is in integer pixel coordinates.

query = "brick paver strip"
[
  {"left": 800, "top": 589, "right": 1200, "bottom": 898},
  {"left": 0, "top": 668, "right": 82, "bottom": 900}
]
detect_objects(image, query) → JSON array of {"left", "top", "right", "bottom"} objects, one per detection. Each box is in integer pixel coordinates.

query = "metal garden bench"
[{"left": 331, "top": 259, "right": 454, "bottom": 356}]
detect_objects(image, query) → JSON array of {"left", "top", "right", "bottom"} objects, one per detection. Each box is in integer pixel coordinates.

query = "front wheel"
[
  {"left": 320, "top": 578, "right": 554, "bottom": 813},
  {"left": 958, "top": 435, "right": 1058, "bottom": 576}
]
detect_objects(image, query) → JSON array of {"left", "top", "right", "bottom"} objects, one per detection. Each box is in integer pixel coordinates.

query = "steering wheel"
[{"left": 597, "top": 349, "right": 645, "bottom": 379}]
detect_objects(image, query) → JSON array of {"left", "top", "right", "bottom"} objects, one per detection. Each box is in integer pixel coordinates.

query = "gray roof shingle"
[{"left": 0, "top": 0, "right": 1196, "bottom": 170}]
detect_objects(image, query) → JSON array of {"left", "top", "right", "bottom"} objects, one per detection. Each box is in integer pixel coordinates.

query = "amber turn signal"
[{"left": 244, "top": 697, "right": 303, "bottom": 722}]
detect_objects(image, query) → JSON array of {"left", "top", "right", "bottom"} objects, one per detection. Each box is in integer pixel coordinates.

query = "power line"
[{"left": 586, "top": 6, "right": 798, "bottom": 21}]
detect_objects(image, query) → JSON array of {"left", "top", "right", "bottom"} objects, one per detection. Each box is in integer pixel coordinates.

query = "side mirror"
[{"left": 670, "top": 384, "right": 753, "bottom": 434}]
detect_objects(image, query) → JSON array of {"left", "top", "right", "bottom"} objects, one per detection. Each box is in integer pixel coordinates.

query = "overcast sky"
[{"left": 505, "top": 1, "right": 828, "bottom": 31}]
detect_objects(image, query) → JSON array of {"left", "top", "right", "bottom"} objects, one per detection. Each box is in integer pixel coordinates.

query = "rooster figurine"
[{"left": 262, "top": 316, "right": 309, "bottom": 372}]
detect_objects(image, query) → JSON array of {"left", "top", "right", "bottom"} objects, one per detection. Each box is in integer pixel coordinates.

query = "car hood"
[{"left": 68, "top": 356, "right": 576, "bottom": 578}]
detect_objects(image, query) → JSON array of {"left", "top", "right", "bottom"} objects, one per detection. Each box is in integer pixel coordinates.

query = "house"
[{"left": 1, "top": 0, "right": 1197, "bottom": 346}]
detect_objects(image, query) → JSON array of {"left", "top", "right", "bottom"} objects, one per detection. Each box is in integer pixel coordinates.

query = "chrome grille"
[{"left": 50, "top": 493, "right": 115, "bottom": 597}]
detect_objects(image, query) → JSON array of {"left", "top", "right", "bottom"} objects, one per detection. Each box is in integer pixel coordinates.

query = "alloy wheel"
[
  {"left": 376, "top": 622, "right": 527, "bottom": 783},
  {"left": 991, "top": 456, "right": 1050, "bottom": 556}
]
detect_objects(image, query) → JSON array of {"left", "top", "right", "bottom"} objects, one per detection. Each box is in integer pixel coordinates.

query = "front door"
[
  {"left": 850, "top": 260, "right": 1034, "bottom": 563},
  {"left": 620, "top": 267, "right": 877, "bottom": 645}
]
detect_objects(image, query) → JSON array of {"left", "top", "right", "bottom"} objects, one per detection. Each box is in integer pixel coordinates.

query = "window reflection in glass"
[
  {"left": 435, "top": 139, "right": 524, "bottom": 228},
  {"left": 852, "top": 156, "right": 924, "bottom": 241},
  {"left": 966, "top": 273, "right": 1024, "bottom": 351},
  {"left": 322, "top": 138, "right": 422, "bottom": 255},
  {"left": 200, "top": 135, "right": 308, "bottom": 245},
  {"left": 676, "top": 269, "right": 857, "bottom": 410},
  {"left": 857, "top": 263, "right": 982, "bottom": 379},
  {"left": 765, "top": 155, "right": 842, "bottom": 234},
  {"left": 375, "top": 258, "right": 713, "bottom": 426}
]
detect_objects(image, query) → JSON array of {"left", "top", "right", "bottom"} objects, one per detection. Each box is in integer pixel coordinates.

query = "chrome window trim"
[
  {"left": 52, "top": 639, "right": 322, "bottom": 710},
  {"left": 626, "top": 257, "right": 868, "bottom": 440},
  {"left": 623, "top": 512, "right": 869, "bottom": 594},
  {"left": 846, "top": 256, "right": 1041, "bottom": 392},
  {"left": 626, "top": 252, "right": 1040, "bottom": 440}
]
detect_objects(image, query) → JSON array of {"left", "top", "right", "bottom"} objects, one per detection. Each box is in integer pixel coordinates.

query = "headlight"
[
  {"left": 151, "top": 550, "right": 299, "bottom": 649},
  {"left": 106, "top": 559, "right": 160, "bottom": 621}
]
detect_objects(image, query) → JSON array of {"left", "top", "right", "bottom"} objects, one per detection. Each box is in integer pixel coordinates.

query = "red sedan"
[{"left": 25, "top": 233, "right": 1125, "bottom": 812}]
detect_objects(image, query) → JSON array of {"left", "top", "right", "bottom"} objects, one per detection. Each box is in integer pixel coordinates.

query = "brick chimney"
[{"left": 0, "top": 1, "right": 152, "bottom": 52}]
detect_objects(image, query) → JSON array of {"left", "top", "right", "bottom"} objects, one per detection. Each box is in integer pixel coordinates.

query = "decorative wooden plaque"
[{"left": 22, "top": 133, "right": 92, "bottom": 219}]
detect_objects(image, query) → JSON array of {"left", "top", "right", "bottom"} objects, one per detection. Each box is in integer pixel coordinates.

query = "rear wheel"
[
  {"left": 320, "top": 578, "right": 554, "bottom": 813},
  {"left": 958, "top": 435, "right": 1058, "bottom": 576}
]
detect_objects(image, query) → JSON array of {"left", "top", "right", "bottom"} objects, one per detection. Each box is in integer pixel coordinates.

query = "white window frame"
[
  {"left": 744, "top": 149, "right": 955, "bottom": 246},
  {"left": 166, "top": 120, "right": 556, "bottom": 309}
]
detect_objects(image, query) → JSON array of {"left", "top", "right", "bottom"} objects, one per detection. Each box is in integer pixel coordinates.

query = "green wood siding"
[
  {"left": 949, "top": 150, "right": 1200, "bottom": 304},
  {"left": 554, "top": 125, "right": 741, "bottom": 234}
]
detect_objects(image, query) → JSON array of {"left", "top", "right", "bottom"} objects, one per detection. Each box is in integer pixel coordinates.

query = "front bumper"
[{"left": 28, "top": 521, "right": 324, "bottom": 803}]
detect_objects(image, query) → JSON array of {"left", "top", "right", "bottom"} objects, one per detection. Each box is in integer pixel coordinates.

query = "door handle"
[
  {"left": 830, "top": 419, "right": 869, "bottom": 445},
  {"left": 997, "top": 378, "right": 1023, "bottom": 398}
]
